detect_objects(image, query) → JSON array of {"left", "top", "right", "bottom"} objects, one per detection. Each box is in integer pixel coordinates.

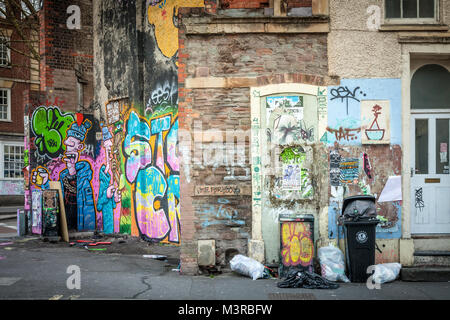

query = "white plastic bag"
[
  {"left": 229, "top": 254, "right": 265, "bottom": 280},
  {"left": 318, "top": 244, "right": 350, "bottom": 283},
  {"left": 372, "top": 263, "right": 401, "bottom": 284}
]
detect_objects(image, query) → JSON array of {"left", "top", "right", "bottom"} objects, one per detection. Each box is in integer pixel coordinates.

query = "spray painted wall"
[
  {"left": 87, "top": 0, "right": 207, "bottom": 243},
  {"left": 28, "top": 105, "right": 100, "bottom": 233},
  {"left": 325, "top": 78, "right": 402, "bottom": 239}
]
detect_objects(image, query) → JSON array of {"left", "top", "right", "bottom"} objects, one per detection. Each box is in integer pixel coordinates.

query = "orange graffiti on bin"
[{"left": 281, "top": 222, "right": 313, "bottom": 267}]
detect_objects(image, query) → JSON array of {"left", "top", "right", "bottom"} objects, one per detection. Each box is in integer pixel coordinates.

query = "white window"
[
  {"left": 0, "top": 36, "right": 10, "bottom": 67},
  {"left": 385, "top": 0, "right": 438, "bottom": 23},
  {"left": 0, "top": 88, "right": 10, "bottom": 121},
  {"left": 0, "top": 143, "right": 24, "bottom": 179}
]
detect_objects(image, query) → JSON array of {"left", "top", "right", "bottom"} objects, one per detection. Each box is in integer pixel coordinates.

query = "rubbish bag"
[
  {"left": 371, "top": 263, "right": 401, "bottom": 284},
  {"left": 277, "top": 269, "right": 340, "bottom": 289},
  {"left": 229, "top": 254, "right": 265, "bottom": 280},
  {"left": 318, "top": 245, "right": 350, "bottom": 283}
]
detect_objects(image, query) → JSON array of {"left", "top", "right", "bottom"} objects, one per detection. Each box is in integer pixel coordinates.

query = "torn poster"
[{"left": 378, "top": 176, "right": 402, "bottom": 202}]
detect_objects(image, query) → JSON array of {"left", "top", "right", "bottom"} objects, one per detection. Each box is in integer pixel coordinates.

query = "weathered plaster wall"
[{"left": 328, "top": 0, "right": 401, "bottom": 78}]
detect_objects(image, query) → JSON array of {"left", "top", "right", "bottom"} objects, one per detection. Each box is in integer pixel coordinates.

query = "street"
[{"left": 0, "top": 224, "right": 449, "bottom": 301}]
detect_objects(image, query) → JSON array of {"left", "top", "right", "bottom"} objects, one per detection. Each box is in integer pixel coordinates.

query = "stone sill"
[
  {"left": 184, "top": 18, "right": 329, "bottom": 34},
  {"left": 379, "top": 24, "right": 449, "bottom": 32},
  {"left": 398, "top": 32, "right": 450, "bottom": 43}
]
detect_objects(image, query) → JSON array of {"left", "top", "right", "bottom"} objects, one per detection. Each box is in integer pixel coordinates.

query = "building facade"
[
  {"left": 0, "top": 2, "right": 39, "bottom": 204},
  {"left": 24, "top": 0, "right": 449, "bottom": 275}
]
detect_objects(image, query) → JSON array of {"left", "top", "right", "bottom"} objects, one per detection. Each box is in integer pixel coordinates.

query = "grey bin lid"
[
  {"left": 279, "top": 213, "right": 314, "bottom": 222},
  {"left": 342, "top": 195, "right": 377, "bottom": 221}
]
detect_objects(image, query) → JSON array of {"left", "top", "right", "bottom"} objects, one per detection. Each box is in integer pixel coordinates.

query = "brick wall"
[
  {"left": 178, "top": 12, "right": 328, "bottom": 274},
  {"left": 40, "top": 0, "right": 93, "bottom": 112}
]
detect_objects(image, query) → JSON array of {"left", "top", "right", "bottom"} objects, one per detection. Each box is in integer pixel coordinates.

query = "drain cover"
[{"left": 268, "top": 293, "right": 316, "bottom": 300}]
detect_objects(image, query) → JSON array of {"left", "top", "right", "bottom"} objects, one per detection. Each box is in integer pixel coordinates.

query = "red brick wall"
[
  {"left": 0, "top": 18, "right": 33, "bottom": 135},
  {"left": 40, "top": 0, "right": 93, "bottom": 112}
]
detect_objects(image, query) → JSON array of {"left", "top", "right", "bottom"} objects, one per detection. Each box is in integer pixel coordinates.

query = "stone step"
[
  {"left": 413, "top": 251, "right": 450, "bottom": 267},
  {"left": 401, "top": 267, "right": 450, "bottom": 282}
]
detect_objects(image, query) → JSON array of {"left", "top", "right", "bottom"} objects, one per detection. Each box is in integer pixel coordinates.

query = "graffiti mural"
[
  {"left": 97, "top": 125, "right": 122, "bottom": 234},
  {"left": 31, "top": 107, "right": 75, "bottom": 160},
  {"left": 30, "top": 107, "right": 99, "bottom": 232},
  {"left": 122, "top": 109, "right": 180, "bottom": 243},
  {"left": 147, "top": 0, "right": 204, "bottom": 59}
]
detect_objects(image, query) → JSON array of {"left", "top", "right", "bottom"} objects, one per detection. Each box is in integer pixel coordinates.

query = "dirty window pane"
[
  {"left": 419, "top": 0, "right": 434, "bottom": 18},
  {"left": 386, "top": 0, "right": 401, "bottom": 18},
  {"left": 436, "top": 119, "right": 449, "bottom": 174},
  {"left": 403, "top": 0, "right": 418, "bottom": 18},
  {"left": 411, "top": 64, "right": 450, "bottom": 110},
  {"left": 415, "top": 119, "right": 428, "bottom": 174}
]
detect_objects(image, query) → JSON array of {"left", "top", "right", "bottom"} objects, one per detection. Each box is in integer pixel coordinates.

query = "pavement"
[
  {"left": 1, "top": 215, "right": 450, "bottom": 301},
  {"left": 0, "top": 233, "right": 449, "bottom": 301}
]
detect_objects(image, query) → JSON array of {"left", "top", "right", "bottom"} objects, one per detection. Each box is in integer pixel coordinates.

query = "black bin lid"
[{"left": 342, "top": 195, "right": 376, "bottom": 214}]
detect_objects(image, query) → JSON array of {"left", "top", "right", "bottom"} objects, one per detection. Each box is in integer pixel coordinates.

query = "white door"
[{"left": 411, "top": 114, "right": 450, "bottom": 234}]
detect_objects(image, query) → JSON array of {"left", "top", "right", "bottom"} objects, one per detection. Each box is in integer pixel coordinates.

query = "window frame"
[
  {"left": 384, "top": 0, "right": 440, "bottom": 24},
  {"left": 0, "top": 88, "right": 11, "bottom": 121},
  {"left": 0, "top": 36, "right": 11, "bottom": 67},
  {"left": 0, "top": 141, "right": 25, "bottom": 180}
]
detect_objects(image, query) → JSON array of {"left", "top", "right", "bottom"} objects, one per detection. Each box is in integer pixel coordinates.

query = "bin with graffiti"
[{"left": 279, "top": 214, "right": 315, "bottom": 278}]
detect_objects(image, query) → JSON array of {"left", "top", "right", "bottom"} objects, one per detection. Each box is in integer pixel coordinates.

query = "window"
[
  {"left": 385, "top": 0, "right": 437, "bottom": 21},
  {"left": 0, "top": 2, "right": 6, "bottom": 19},
  {"left": 0, "top": 36, "right": 10, "bottom": 67},
  {"left": 1, "top": 144, "right": 24, "bottom": 179},
  {"left": 0, "top": 88, "right": 10, "bottom": 121},
  {"left": 21, "top": 0, "right": 42, "bottom": 19}
]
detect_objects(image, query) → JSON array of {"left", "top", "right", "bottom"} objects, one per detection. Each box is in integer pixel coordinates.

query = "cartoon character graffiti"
[
  {"left": 32, "top": 115, "right": 96, "bottom": 231},
  {"left": 30, "top": 106, "right": 75, "bottom": 160},
  {"left": 97, "top": 125, "right": 121, "bottom": 234}
]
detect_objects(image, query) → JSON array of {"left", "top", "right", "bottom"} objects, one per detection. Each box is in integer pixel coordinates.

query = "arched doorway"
[{"left": 410, "top": 64, "right": 450, "bottom": 234}]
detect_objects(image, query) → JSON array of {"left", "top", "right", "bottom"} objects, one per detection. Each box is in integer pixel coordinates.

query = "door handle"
[{"left": 410, "top": 168, "right": 414, "bottom": 177}]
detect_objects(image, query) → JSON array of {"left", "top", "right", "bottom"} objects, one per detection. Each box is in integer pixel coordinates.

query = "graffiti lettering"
[
  {"left": 281, "top": 222, "right": 313, "bottom": 268},
  {"left": 326, "top": 126, "right": 360, "bottom": 142},
  {"left": 330, "top": 86, "right": 366, "bottom": 115},
  {"left": 123, "top": 110, "right": 180, "bottom": 243}
]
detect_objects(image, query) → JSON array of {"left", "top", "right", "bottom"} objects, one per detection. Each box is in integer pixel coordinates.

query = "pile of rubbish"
[
  {"left": 277, "top": 269, "right": 340, "bottom": 289},
  {"left": 229, "top": 246, "right": 401, "bottom": 287}
]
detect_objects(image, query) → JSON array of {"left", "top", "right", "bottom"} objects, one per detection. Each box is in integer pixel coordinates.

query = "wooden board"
[{"left": 49, "top": 181, "right": 69, "bottom": 242}]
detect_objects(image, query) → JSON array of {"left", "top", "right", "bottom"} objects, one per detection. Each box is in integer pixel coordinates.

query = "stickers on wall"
[
  {"left": 339, "top": 158, "right": 359, "bottom": 185},
  {"left": 280, "top": 147, "right": 312, "bottom": 198}
]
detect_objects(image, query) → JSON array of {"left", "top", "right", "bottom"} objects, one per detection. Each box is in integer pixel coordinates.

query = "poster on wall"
[
  {"left": 266, "top": 96, "right": 312, "bottom": 144},
  {"left": 361, "top": 100, "right": 390, "bottom": 144}
]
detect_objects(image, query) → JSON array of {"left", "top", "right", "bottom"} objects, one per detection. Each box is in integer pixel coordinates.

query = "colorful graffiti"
[
  {"left": 30, "top": 107, "right": 98, "bottom": 232},
  {"left": 31, "top": 107, "right": 75, "bottom": 160},
  {"left": 122, "top": 109, "right": 180, "bottom": 243},
  {"left": 147, "top": 0, "right": 204, "bottom": 59},
  {"left": 280, "top": 221, "right": 314, "bottom": 268}
]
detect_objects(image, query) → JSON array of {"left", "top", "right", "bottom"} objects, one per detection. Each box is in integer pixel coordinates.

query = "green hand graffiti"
[{"left": 31, "top": 107, "right": 75, "bottom": 158}]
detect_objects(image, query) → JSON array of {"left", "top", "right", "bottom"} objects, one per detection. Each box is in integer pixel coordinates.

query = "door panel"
[{"left": 411, "top": 115, "right": 450, "bottom": 234}]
